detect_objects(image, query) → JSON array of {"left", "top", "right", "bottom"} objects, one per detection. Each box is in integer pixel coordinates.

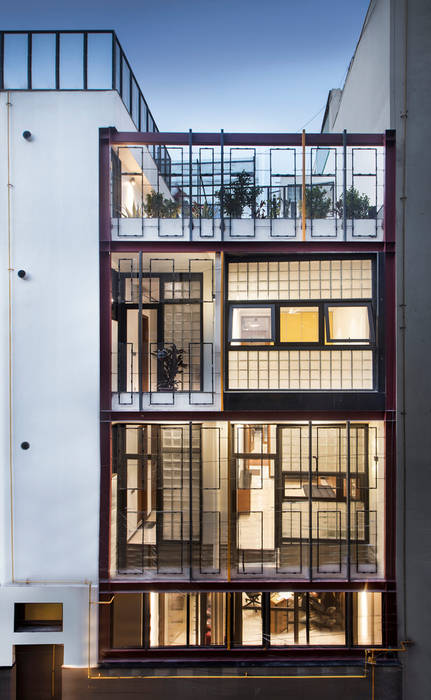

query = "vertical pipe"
[
  {"left": 6, "top": 93, "right": 15, "bottom": 582},
  {"left": 343, "top": 129, "right": 347, "bottom": 240},
  {"left": 138, "top": 251, "right": 143, "bottom": 411},
  {"left": 189, "top": 129, "right": 193, "bottom": 241},
  {"left": 301, "top": 129, "right": 306, "bottom": 241}
]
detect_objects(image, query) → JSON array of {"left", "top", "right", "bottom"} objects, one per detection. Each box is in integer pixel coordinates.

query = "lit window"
[
  {"left": 14, "top": 603, "right": 63, "bottom": 632},
  {"left": 280, "top": 306, "right": 319, "bottom": 343},
  {"left": 229, "top": 306, "right": 274, "bottom": 344},
  {"left": 325, "top": 304, "right": 374, "bottom": 344}
]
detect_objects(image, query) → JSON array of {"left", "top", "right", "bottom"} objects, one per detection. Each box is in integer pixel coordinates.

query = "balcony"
[
  {"left": 111, "top": 252, "right": 218, "bottom": 410},
  {"left": 109, "top": 132, "right": 389, "bottom": 243}
]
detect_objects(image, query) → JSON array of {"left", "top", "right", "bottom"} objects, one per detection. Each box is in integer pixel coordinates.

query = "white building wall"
[
  {"left": 326, "top": 0, "right": 391, "bottom": 133},
  {"left": 0, "top": 90, "right": 138, "bottom": 666}
]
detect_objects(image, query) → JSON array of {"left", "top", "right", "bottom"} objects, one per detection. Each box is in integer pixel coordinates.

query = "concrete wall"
[{"left": 0, "top": 90, "right": 138, "bottom": 666}]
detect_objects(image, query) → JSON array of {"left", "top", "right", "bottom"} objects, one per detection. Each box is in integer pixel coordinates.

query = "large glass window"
[
  {"left": 226, "top": 257, "right": 378, "bottom": 391},
  {"left": 109, "top": 591, "right": 381, "bottom": 651},
  {"left": 111, "top": 421, "right": 385, "bottom": 582}
]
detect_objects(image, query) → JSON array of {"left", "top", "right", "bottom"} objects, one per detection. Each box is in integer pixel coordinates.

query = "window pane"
[
  {"left": 308, "top": 592, "right": 345, "bottom": 645},
  {"left": 4, "top": 34, "right": 28, "bottom": 89},
  {"left": 112, "top": 594, "right": 143, "bottom": 647},
  {"left": 270, "top": 593, "right": 307, "bottom": 645},
  {"left": 327, "top": 306, "right": 370, "bottom": 342},
  {"left": 87, "top": 32, "right": 112, "bottom": 89},
  {"left": 233, "top": 593, "right": 262, "bottom": 646},
  {"left": 150, "top": 593, "right": 187, "bottom": 646},
  {"left": 231, "top": 307, "right": 273, "bottom": 342},
  {"left": 280, "top": 307, "right": 319, "bottom": 342},
  {"left": 31, "top": 34, "right": 56, "bottom": 89},
  {"left": 353, "top": 592, "right": 382, "bottom": 645},
  {"left": 60, "top": 33, "right": 83, "bottom": 88}
]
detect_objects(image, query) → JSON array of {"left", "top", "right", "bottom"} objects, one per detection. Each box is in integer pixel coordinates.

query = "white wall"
[
  {"left": 326, "top": 0, "right": 391, "bottom": 133},
  {"left": 0, "top": 89, "right": 138, "bottom": 666}
]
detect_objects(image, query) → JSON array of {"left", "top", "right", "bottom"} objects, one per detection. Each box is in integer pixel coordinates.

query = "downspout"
[{"left": 6, "top": 91, "right": 15, "bottom": 583}]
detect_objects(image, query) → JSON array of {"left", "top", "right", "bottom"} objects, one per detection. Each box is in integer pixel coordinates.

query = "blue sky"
[{"left": 2, "top": 0, "right": 370, "bottom": 132}]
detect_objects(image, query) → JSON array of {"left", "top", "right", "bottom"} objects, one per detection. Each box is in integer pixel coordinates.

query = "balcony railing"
[
  {"left": 0, "top": 30, "right": 171, "bottom": 183},
  {"left": 112, "top": 341, "right": 215, "bottom": 409},
  {"left": 109, "top": 132, "right": 389, "bottom": 242}
]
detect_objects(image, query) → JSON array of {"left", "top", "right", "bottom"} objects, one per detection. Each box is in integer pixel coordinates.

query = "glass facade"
[{"left": 110, "top": 421, "right": 385, "bottom": 581}]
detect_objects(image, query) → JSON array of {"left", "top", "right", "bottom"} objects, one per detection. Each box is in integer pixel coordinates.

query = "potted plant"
[
  {"left": 144, "top": 191, "right": 181, "bottom": 218},
  {"left": 152, "top": 344, "right": 186, "bottom": 391},
  {"left": 300, "top": 185, "right": 332, "bottom": 218},
  {"left": 216, "top": 170, "right": 263, "bottom": 218},
  {"left": 335, "top": 186, "right": 371, "bottom": 219}
]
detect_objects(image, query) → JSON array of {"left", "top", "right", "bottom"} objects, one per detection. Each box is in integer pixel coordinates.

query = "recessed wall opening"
[{"left": 14, "top": 603, "right": 63, "bottom": 632}]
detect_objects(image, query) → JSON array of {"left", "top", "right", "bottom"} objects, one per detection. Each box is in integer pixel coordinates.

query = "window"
[
  {"left": 109, "top": 591, "right": 382, "bottom": 651},
  {"left": 14, "top": 603, "right": 63, "bottom": 632},
  {"left": 325, "top": 304, "right": 374, "bottom": 344},
  {"left": 280, "top": 306, "right": 319, "bottom": 343},
  {"left": 229, "top": 306, "right": 274, "bottom": 344},
  {"left": 111, "top": 422, "right": 385, "bottom": 581}
]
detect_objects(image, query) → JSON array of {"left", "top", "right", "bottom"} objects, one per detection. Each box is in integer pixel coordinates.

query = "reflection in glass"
[
  {"left": 270, "top": 592, "right": 307, "bottom": 644},
  {"left": 31, "top": 34, "right": 56, "bottom": 89},
  {"left": 308, "top": 592, "right": 345, "bottom": 645},
  {"left": 4, "top": 34, "right": 28, "bottom": 89},
  {"left": 87, "top": 33, "right": 112, "bottom": 88}
]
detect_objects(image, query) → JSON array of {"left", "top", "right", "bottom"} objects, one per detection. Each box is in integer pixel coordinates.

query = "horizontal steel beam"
[{"left": 110, "top": 131, "right": 385, "bottom": 147}]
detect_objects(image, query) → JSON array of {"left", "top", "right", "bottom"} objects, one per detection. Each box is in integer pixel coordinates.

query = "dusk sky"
[{"left": 3, "top": 0, "right": 370, "bottom": 132}]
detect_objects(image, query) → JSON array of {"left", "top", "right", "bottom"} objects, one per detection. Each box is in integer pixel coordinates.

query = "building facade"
[{"left": 0, "top": 27, "right": 404, "bottom": 700}]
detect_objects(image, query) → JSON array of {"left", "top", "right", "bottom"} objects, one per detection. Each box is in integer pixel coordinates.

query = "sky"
[{"left": 2, "top": 0, "right": 370, "bottom": 132}]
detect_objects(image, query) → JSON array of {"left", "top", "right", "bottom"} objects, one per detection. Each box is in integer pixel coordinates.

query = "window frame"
[
  {"left": 324, "top": 301, "right": 375, "bottom": 345},
  {"left": 228, "top": 303, "right": 276, "bottom": 344}
]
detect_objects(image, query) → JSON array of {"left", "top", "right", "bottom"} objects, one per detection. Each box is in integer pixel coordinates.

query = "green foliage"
[
  {"left": 143, "top": 191, "right": 181, "bottom": 218},
  {"left": 267, "top": 195, "right": 282, "bottom": 219},
  {"left": 121, "top": 202, "right": 143, "bottom": 218},
  {"left": 192, "top": 201, "right": 214, "bottom": 218},
  {"left": 300, "top": 185, "right": 332, "bottom": 219},
  {"left": 216, "top": 170, "right": 263, "bottom": 218},
  {"left": 335, "top": 186, "right": 371, "bottom": 219}
]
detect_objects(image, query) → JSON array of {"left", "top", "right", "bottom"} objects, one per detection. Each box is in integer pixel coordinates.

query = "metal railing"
[
  {"left": 0, "top": 30, "right": 171, "bottom": 183},
  {"left": 111, "top": 135, "right": 387, "bottom": 241},
  {"left": 113, "top": 341, "right": 215, "bottom": 406}
]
